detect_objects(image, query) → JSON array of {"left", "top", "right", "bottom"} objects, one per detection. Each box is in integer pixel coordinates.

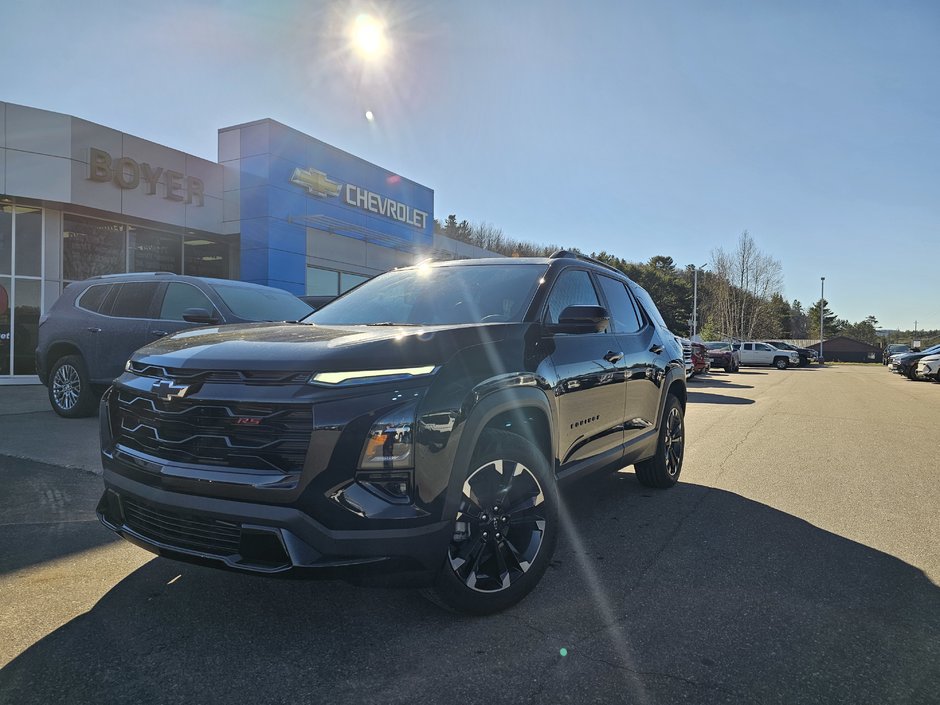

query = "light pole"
[
  {"left": 692, "top": 263, "right": 707, "bottom": 338},
  {"left": 820, "top": 277, "right": 825, "bottom": 363}
]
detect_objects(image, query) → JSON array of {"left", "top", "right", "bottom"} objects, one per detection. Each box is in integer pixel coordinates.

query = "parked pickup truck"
[{"left": 732, "top": 342, "right": 800, "bottom": 369}]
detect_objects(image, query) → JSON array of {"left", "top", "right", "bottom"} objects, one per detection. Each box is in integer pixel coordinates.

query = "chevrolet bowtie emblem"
[
  {"left": 151, "top": 379, "right": 193, "bottom": 402},
  {"left": 290, "top": 167, "right": 342, "bottom": 198}
]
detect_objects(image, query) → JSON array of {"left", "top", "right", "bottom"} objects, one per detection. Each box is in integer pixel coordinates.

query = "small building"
[{"left": 795, "top": 336, "right": 883, "bottom": 363}]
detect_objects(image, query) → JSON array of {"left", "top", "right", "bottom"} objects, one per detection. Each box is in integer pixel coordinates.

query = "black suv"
[
  {"left": 36, "top": 273, "right": 313, "bottom": 417},
  {"left": 97, "top": 253, "right": 687, "bottom": 614},
  {"left": 763, "top": 340, "right": 817, "bottom": 367}
]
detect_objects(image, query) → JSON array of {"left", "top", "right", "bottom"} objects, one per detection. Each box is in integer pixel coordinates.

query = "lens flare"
[{"left": 351, "top": 14, "right": 387, "bottom": 58}]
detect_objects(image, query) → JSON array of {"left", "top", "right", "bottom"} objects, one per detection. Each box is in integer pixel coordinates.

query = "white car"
[
  {"left": 915, "top": 354, "right": 940, "bottom": 382},
  {"left": 732, "top": 342, "right": 800, "bottom": 369}
]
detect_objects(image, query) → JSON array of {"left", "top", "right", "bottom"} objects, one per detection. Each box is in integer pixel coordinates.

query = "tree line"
[{"left": 434, "top": 215, "right": 914, "bottom": 346}]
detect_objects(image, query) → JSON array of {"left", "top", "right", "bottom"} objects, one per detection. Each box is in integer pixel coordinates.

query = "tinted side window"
[
  {"left": 77, "top": 284, "right": 112, "bottom": 313},
  {"left": 110, "top": 282, "right": 159, "bottom": 318},
  {"left": 159, "top": 283, "right": 215, "bottom": 321},
  {"left": 546, "top": 270, "right": 600, "bottom": 324},
  {"left": 597, "top": 276, "right": 641, "bottom": 333}
]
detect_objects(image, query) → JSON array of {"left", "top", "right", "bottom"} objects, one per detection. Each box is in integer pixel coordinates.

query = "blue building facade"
[{"left": 219, "top": 119, "right": 434, "bottom": 296}]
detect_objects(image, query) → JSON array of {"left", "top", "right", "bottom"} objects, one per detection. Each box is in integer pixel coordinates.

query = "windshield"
[
  {"left": 211, "top": 283, "right": 313, "bottom": 322},
  {"left": 705, "top": 342, "right": 732, "bottom": 351},
  {"left": 305, "top": 264, "right": 547, "bottom": 326}
]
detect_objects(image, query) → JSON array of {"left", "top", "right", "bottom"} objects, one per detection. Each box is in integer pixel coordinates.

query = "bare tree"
[{"left": 708, "top": 231, "right": 784, "bottom": 339}]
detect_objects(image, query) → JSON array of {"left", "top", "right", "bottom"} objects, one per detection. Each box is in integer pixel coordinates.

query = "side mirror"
[
  {"left": 182, "top": 307, "right": 219, "bottom": 325},
  {"left": 553, "top": 305, "right": 610, "bottom": 334}
]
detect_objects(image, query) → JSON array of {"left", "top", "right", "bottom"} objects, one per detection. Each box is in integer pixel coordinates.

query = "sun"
[{"left": 351, "top": 14, "right": 387, "bottom": 59}]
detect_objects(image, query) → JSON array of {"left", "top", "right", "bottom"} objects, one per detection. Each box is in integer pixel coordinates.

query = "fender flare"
[{"left": 439, "top": 385, "right": 555, "bottom": 524}]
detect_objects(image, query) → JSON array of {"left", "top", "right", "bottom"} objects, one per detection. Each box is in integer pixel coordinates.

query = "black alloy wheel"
[
  {"left": 635, "top": 394, "right": 685, "bottom": 488},
  {"left": 426, "top": 429, "right": 558, "bottom": 614}
]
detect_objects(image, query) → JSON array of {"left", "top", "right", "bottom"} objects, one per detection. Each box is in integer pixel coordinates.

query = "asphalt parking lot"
[{"left": 1, "top": 367, "right": 938, "bottom": 705}]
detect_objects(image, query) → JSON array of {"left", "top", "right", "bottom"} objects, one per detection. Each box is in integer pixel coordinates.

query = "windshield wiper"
[{"left": 365, "top": 322, "right": 416, "bottom": 326}]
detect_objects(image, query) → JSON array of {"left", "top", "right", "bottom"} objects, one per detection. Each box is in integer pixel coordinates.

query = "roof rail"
[
  {"left": 87, "top": 271, "right": 177, "bottom": 280},
  {"left": 549, "top": 250, "right": 621, "bottom": 274}
]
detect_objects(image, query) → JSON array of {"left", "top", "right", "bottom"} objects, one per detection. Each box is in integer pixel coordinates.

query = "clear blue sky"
[{"left": 3, "top": 0, "right": 938, "bottom": 329}]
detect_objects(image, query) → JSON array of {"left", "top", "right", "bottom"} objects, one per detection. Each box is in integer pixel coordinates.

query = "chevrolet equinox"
[{"left": 97, "top": 252, "right": 687, "bottom": 614}]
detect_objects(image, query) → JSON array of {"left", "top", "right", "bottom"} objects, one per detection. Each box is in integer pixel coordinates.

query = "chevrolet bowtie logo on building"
[
  {"left": 151, "top": 379, "right": 195, "bottom": 402},
  {"left": 290, "top": 167, "right": 342, "bottom": 198}
]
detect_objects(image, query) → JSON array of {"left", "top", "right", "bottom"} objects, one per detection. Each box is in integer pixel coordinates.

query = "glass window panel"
[
  {"left": 77, "top": 284, "right": 112, "bottom": 313},
  {"left": 546, "top": 270, "right": 600, "bottom": 325},
  {"left": 14, "top": 207, "right": 42, "bottom": 277},
  {"left": 63, "top": 215, "right": 127, "bottom": 281},
  {"left": 159, "top": 282, "right": 215, "bottom": 321},
  {"left": 306, "top": 267, "right": 339, "bottom": 296},
  {"left": 100, "top": 283, "right": 122, "bottom": 316},
  {"left": 0, "top": 206, "right": 12, "bottom": 275},
  {"left": 211, "top": 282, "right": 312, "bottom": 322},
  {"left": 131, "top": 227, "right": 182, "bottom": 274},
  {"left": 184, "top": 238, "right": 231, "bottom": 279},
  {"left": 597, "top": 275, "right": 641, "bottom": 334},
  {"left": 110, "top": 282, "right": 159, "bottom": 318},
  {"left": 13, "top": 279, "right": 41, "bottom": 374},
  {"left": 340, "top": 272, "right": 369, "bottom": 293},
  {"left": 0, "top": 276, "right": 10, "bottom": 374}
]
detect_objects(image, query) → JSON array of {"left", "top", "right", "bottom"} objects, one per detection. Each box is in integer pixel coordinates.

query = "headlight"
[
  {"left": 359, "top": 403, "right": 416, "bottom": 470},
  {"left": 309, "top": 366, "right": 437, "bottom": 386}
]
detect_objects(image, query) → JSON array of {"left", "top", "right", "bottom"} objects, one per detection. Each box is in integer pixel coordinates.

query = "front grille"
[
  {"left": 114, "top": 390, "right": 312, "bottom": 474},
  {"left": 682, "top": 341, "right": 693, "bottom": 365},
  {"left": 122, "top": 498, "right": 242, "bottom": 556},
  {"left": 128, "top": 361, "right": 309, "bottom": 386}
]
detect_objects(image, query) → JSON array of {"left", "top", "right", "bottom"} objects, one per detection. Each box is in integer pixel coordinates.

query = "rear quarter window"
[{"left": 76, "top": 284, "right": 112, "bottom": 313}]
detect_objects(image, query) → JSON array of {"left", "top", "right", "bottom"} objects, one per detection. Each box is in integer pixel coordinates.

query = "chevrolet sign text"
[{"left": 344, "top": 184, "right": 428, "bottom": 230}]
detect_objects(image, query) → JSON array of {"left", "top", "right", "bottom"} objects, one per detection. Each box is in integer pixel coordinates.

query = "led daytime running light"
[{"left": 311, "top": 366, "right": 436, "bottom": 386}]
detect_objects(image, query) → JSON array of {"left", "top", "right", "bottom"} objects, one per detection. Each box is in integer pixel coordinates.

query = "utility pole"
[
  {"left": 692, "top": 263, "right": 707, "bottom": 338},
  {"left": 820, "top": 277, "right": 825, "bottom": 363}
]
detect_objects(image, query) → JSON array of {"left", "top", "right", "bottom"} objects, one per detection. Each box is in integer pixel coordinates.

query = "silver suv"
[{"left": 36, "top": 273, "right": 312, "bottom": 417}]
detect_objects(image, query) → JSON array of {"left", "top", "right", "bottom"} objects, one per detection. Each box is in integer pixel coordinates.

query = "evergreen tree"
[{"left": 807, "top": 299, "right": 839, "bottom": 339}]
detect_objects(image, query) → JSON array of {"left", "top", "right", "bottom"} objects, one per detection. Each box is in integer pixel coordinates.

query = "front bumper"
[{"left": 98, "top": 464, "right": 451, "bottom": 582}]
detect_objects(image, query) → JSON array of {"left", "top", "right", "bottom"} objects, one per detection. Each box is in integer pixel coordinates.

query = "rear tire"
[
  {"left": 48, "top": 355, "right": 97, "bottom": 418},
  {"left": 635, "top": 395, "right": 685, "bottom": 489},
  {"left": 424, "top": 429, "right": 558, "bottom": 615}
]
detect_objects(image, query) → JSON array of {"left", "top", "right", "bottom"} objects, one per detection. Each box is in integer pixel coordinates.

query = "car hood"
[
  {"left": 897, "top": 351, "right": 934, "bottom": 364},
  {"left": 131, "top": 321, "right": 515, "bottom": 373}
]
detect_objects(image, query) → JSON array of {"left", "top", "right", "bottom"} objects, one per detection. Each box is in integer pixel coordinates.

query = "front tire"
[
  {"left": 48, "top": 355, "right": 97, "bottom": 418},
  {"left": 635, "top": 394, "right": 685, "bottom": 488},
  {"left": 425, "top": 429, "right": 558, "bottom": 615},
  {"left": 774, "top": 357, "right": 789, "bottom": 370}
]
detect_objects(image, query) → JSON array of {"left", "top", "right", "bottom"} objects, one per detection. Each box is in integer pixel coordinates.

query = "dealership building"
[{"left": 0, "top": 101, "right": 494, "bottom": 383}]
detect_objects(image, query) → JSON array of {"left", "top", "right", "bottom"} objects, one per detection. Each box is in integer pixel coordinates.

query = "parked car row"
[{"left": 886, "top": 343, "right": 940, "bottom": 382}]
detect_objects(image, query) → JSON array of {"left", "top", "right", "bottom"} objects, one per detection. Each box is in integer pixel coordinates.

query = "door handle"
[
  {"left": 87, "top": 327, "right": 101, "bottom": 333},
  {"left": 604, "top": 350, "right": 624, "bottom": 364},
  {"left": 150, "top": 330, "right": 169, "bottom": 337},
  {"left": 649, "top": 344, "right": 663, "bottom": 354}
]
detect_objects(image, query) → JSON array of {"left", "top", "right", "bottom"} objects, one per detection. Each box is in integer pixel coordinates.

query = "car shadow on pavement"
[
  {"left": 0, "top": 455, "right": 119, "bottom": 577},
  {"left": 687, "top": 377, "right": 754, "bottom": 390},
  {"left": 2, "top": 475, "right": 937, "bottom": 705},
  {"left": 687, "top": 391, "right": 755, "bottom": 405}
]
